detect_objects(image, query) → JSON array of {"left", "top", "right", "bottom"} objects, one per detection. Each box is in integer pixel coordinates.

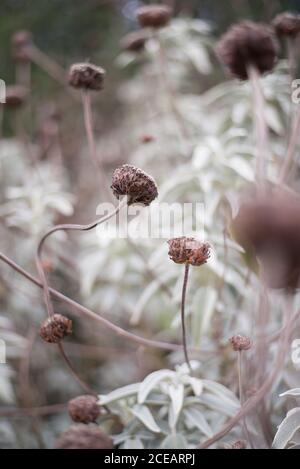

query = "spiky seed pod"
[
  {"left": 273, "top": 12, "right": 300, "bottom": 38},
  {"left": 120, "top": 30, "right": 149, "bottom": 52},
  {"left": 136, "top": 4, "right": 173, "bottom": 28},
  {"left": 5, "top": 85, "right": 28, "bottom": 108},
  {"left": 111, "top": 164, "right": 158, "bottom": 206},
  {"left": 168, "top": 237, "right": 211, "bottom": 267},
  {"left": 229, "top": 335, "right": 252, "bottom": 352},
  {"left": 55, "top": 424, "right": 113, "bottom": 449},
  {"left": 216, "top": 21, "right": 278, "bottom": 80},
  {"left": 39, "top": 314, "right": 72, "bottom": 344},
  {"left": 11, "top": 30, "right": 32, "bottom": 62},
  {"left": 68, "top": 63, "right": 106, "bottom": 91},
  {"left": 68, "top": 395, "right": 100, "bottom": 424}
]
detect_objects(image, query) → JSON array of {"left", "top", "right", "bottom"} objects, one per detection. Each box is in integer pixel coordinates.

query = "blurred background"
[{"left": 1, "top": 0, "right": 300, "bottom": 450}]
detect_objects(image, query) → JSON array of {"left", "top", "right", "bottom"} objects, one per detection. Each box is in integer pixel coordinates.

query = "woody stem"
[{"left": 181, "top": 263, "right": 192, "bottom": 373}]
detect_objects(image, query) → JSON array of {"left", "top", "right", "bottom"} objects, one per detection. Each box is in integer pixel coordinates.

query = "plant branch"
[{"left": 181, "top": 263, "right": 192, "bottom": 373}]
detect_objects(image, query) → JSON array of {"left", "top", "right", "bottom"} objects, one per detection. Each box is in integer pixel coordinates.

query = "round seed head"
[
  {"left": 68, "top": 63, "right": 105, "bottom": 91},
  {"left": 273, "top": 12, "right": 300, "bottom": 38},
  {"left": 229, "top": 335, "right": 252, "bottom": 351},
  {"left": 55, "top": 424, "right": 113, "bottom": 449},
  {"left": 168, "top": 237, "right": 211, "bottom": 266},
  {"left": 216, "top": 21, "right": 278, "bottom": 80},
  {"left": 111, "top": 164, "right": 158, "bottom": 206},
  {"left": 68, "top": 395, "right": 100, "bottom": 424},
  {"left": 136, "top": 4, "right": 173, "bottom": 28},
  {"left": 39, "top": 314, "right": 72, "bottom": 344}
]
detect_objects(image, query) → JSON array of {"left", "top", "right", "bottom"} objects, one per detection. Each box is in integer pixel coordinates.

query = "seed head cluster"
[
  {"left": 168, "top": 237, "right": 211, "bottom": 267},
  {"left": 111, "top": 164, "right": 158, "bottom": 206},
  {"left": 39, "top": 314, "right": 72, "bottom": 344}
]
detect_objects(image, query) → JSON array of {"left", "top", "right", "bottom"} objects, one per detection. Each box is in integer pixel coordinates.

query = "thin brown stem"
[
  {"left": 248, "top": 64, "right": 269, "bottom": 190},
  {"left": 1, "top": 251, "right": 204, "bottom": 353},
  {"left": 238, "top": 351, "right": 254, "bottom": 449},
  {"left": 181, "top": 263, "right": 192, "bottom": 373},
  {"left": 279, "top": 106, "right": 300, "bottom": 184},
  {"left": 35, "top": 199, "right": 126, "bottom": 393}
]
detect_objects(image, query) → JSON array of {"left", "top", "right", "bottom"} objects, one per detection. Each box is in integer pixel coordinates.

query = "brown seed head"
[
  {"left": 216, "top": 21, "right": 278, "bottom": 80},
  {"left": 273, "top": 12, "right": 300, "bottom": 38},
  {"left": 111, "top": 164, "right": 158, "bottom": 206},
  {"left": 68, "top": 63, "right": 106, "bottom": 91},
  {"left": 5, "top": 85, "right": 28, "bottom": 108},
  {"left": 55, "top": 424, "right": 113, "bottom": 449},
  {"left": 168, "top": 237, "right": 211, "bottom": 267},
  {"left": 136, "top": 4, "right": 173, "bottom": 28},
  {"left": 11, "top": 30, "right": 32, "bottom": 62},
  {"left": 229, "top": 335, "right": 252, "bottom": 352},
  {"left": 232, "top": 193, "right": 300, "bottom": 290},
  {"left": 39, "top": 314, "right": 72, "bottom": 344},
  {"left": 120, "top": 30, "right": 149, "bottom": 52},
  {"left": 68, "top": 395, "right": 100, "bottom": 424}
]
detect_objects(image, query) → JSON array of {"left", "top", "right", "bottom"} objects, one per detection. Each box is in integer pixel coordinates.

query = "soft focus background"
[{"left": 1, "top": 0, "right": 300, "bottom": 450}]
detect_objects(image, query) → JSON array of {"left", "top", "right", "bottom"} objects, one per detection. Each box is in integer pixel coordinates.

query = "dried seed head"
[
  {"left": 168, "top": 237, "right": 211, "bottom": 267},
  {"left": 39, "top": 314, "right": 72, "bottom": 344},
  {"left": 11, "top": 30, "right": 32, "bottom": 62},
  {"left": 273, "top": 12, "right": 300, "bottom": 38},
  {"left": 111, "top": 164, "right": 158, "bottom": 206},
  {"left": 55, "top": 424, "right": 113, "bottom": 449},
  {"left": 229, "top": 335, "right": 252, "bottom": 352},
  {"left": 68, "top": 63, "right": 106, "bottom": 91},
  {"left": 5, "top": 85, "right": 28, "bottom": 108},
  {"left": 120, "top": 30, "right": 149, "bottom": 52},
  {"left": 216, "top": 21, "right": 278, "bottom": 80},
  {"left": 68, "top": 395, "right": 100, "bottom": 424},
  {"left": 136, "top": 4, "right": 173, "bottom": 28}
]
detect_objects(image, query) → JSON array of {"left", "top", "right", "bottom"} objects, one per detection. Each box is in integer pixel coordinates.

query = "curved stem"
[
  {"left": 1, "top": 251, "right": 205, "bottom": 354},
  {"left": 181, "top": 263, "right": 192, "bottom": 373},
  {"left": 35, "top": 199, "right": 126, "bottom": 393}
]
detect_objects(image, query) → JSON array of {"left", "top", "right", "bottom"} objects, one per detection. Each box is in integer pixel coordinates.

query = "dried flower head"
[
  {"left": 5, "top": 85, "right": 28, "bottom": 108},
  {"left": 229, "top": 335, "right": 252, "bottom": 352},
  {"left": 136, "top": 4, "right": 173, "bottom": 28},
  {"left": 55, "top": 424, "right": 113, "bottom": 449},
  {"left": 273, "top": 12, "right": 300, "bottom": 38},
  {"left": 39, "top": 314, "right": 72, "bottom": 344},
  {"left": 168, "top": 237, "right": 211, "bottom": 267},
  {"left": 216, "top": 21, "right": 278, "bottom": 80},
  {"left": 232, "top": 193, "right": 300, "bottom": 289},
  {"left": 11, "top": 30, "right": 32, "bottom": 61},
  {"left": 111, "top": 164, "right": 158, "bottom": 206},
  {"left": 120, "top": 30, "right": 149, "bottom": 52},
  {"left": 68, "top": 63, "right": 106, "bottom": 91},
  {"left": 68, "top": 395, "right": 100, "bottom": 424}
]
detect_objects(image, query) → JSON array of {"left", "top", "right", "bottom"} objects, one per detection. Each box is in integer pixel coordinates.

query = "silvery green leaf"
[
  {"left": 184, "top": 408, "right": 213, "bottom": 437},
  {"left": 202, "top": 380, "right": 240, "bottom": 408},
  {"left": 168, "top": 383, "right": 184, "bottom": 429},
  {"left": 188, "top": 377, "right": 203, "bottom": 396},
  {"left": 123, "top": 438, "right": 144, "bottom": 449},
  {"left": 99, "top": 383, "right": 140, "bottom": 405},
  {"left": 272, "top": 408, "right": 300, "bottom": 449},
  {"left": 280, "top": 389, "right": 300, "bottom": 398},
  {"left": 161, "top": 433, "right": 188, "bottom": 449},
  {"left": 138, "top": 370, "right": 175, "bottom": 404},
  {"left": 131, "top": 404, "right": 161, "bottom": 433}
]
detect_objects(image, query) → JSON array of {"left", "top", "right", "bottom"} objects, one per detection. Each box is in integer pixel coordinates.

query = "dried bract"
[
  {"left": 68, "top": 63, "right": 105, "bottom": 91},
  {"left": 111, "top": 164, "right": 158, "bottom": 206},
  {"left": 39, "top": 314, "right": 72, "bottom": 344},
  {"left": 168, "top": 237, "right": 211, "bottom": 266},
  {"left": 68, "top": 395, "right": 100, "bottom": 424}
]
